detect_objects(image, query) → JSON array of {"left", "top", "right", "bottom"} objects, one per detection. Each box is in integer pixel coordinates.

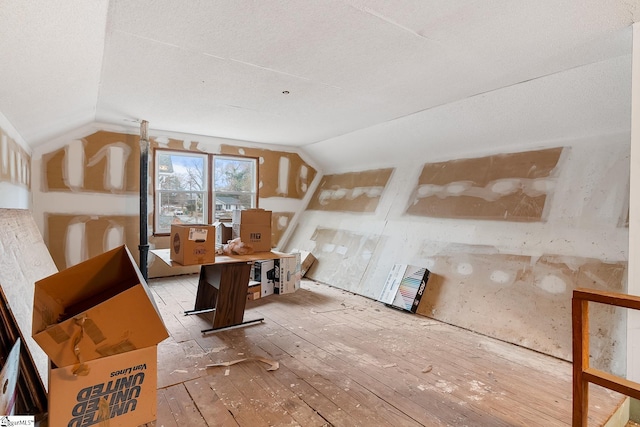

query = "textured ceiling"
[{"left": 0, "top": 0, "right": 638, "bottom": 150}]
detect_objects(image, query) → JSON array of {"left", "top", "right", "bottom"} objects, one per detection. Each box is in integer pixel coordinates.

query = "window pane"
[
  {"left": 157, "top": 192, "right": 206, "bottom": 232},
  {"left": 158, "top": 153, "right": 206, "bottom": 191},
  {"left": 214, "top": 157, "right": 255, "bottom": 192},
  {"left": 214, "top": 192, "right": 255, "bottom": 220}
]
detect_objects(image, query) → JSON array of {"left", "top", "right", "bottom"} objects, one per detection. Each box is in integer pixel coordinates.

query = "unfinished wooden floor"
[{"left": 144, "top": 274, "right": 625, "bottom": 427}]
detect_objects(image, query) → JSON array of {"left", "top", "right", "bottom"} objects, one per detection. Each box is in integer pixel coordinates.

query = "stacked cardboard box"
[
  {"left": 251, "top": 260, "right": 276, "bottom": 297},
  {"left": 170, "top": 224, "right": 216, "bottom": 265},
  {"left": 247, "top": 281, "right": 261, "bottom": 301},
  {"left": 232, "top": 209, "right": 271, "bottom": 252},
  {"left": 274, "top": 253, "right": 301, "bottom": 294},
  {"left": 32, "top": 245, "right": 169, "bottom": 427}
]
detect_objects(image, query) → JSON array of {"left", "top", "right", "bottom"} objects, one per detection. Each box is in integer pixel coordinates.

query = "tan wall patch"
[
  {"left": 0, "top": 128, "right": 31, "bottom": 188},
  {"left": 221, "top": 145, "right": 316, "bottom": 199},
  {"left": 406, "top": 147, "right": 563, "bottom": 221},
  {"left": 415, "top": 248, "right": 625, "bottom": 370},
  {"left": 46, "top": 213, "right": 139, "bottom": 270},
  {"left": 43, "top": 131, "right": 139, "bottom": 194},
  {"left": 307, "top": 169, "right": 394, "bottom": 213},
  {"left": 151, "top": 137, "right": 201, "bottom": 152}
]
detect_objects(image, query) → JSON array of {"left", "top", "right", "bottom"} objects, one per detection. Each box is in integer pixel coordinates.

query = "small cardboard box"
[
  {"left": 378, "top": 264, "right": 430, "bottom": 313},
  {"left": 290, "top": 249, "right": 317, "bottom": 277},
  {"left": 48, "top": 345, "right": 158, "bottom": 427},
  {"left": 32, "top": 245, "right": 169, "bottom": 369},
  {"left": 253, "top": 260, "right": 275, "bottom": 297},
  {"left": 214, "top": 221, "right": 233, "bottom": 246},
  {"left": 232, "top": 209, "right": 272, "bottom": 252},
  {"left": 247, "top": 281, "right": 261, "bottom": 301},
  {"left": 275, "top": 254, "right": 301, "bottom": 295},
  {"left": 170, "top": 224, "right": 216, "bottom": 265}
]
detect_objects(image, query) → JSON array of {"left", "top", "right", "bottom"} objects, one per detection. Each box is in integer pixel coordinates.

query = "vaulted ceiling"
[{"left": 0, "top": 0, "right": 638, "bottom": 151}]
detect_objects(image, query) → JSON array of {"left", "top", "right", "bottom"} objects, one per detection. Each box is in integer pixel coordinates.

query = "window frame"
[{"left": 153, "top": 148, "right": 259, "bottom": 235}]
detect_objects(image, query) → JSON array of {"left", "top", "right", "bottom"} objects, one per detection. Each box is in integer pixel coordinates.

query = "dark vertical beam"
[
  {"left": 572, "top": 294, "right": 589, "bottom": 427},
  {"left": 139, "top": 120, "right": 150, "bottom": 281}
]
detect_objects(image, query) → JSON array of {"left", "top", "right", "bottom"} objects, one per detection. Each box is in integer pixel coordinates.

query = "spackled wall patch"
[
  {"left": 306, "top": 227, "right": 382, "bottom": 290},
  {"left": 0, "top": 127, "right": 31, "bottom": 189},
  {"left": 221, "top": 145, "right": 317, "bottom": 199},
  {"left": 45, "top": 214, "right": 139, "bottom": 271},
  {"left": 406, "top": 147, "right": 563, "bottom": 221},
  {"left": 43, "top": 131, "right": 139, "bottom": 193},
  {"left": 272, "top": 212, "right": 294, "bottom": 248},
  {"left": 415, "top": 245, "right": 626, "bottom": 372},
  {"left": 307, "top": 168, "right": 394, "bottom": 213}
]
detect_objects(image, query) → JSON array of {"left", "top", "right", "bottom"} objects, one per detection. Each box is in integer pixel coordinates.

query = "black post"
[{"left": 139, "top": 120, "right": 150, "bottom": 281}]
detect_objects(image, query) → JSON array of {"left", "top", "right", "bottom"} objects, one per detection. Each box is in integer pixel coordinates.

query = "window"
[
  {"left": 154, "top": 150, "right": 258, "bottom": 234},
  {"left": 213, "top": 156, "right": 257, "bottom": 221}
]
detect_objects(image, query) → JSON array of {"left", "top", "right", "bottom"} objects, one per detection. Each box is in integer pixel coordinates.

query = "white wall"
[{"left": 292, "top": 54, "right": 631, "bottom": 373}]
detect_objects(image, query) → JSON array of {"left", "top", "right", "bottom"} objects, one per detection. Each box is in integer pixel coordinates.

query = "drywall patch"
[
  {"left": 272, "top": 212, "right": 294, "bottom": 248},
  {"left": 46, "top": 213, "right": 139, "bottom": 270},
  {"left": 307, "top": 168, "right": 394, "bottom": 213},
  {"left": 406, "top": 147, "right": 563, "bottom": 221},
  {"left": 43, "top": 131, "right": 139, "bottom": 194},
  {"left": 0, "top": 128, "right": 31, "bottom": 189},
  {"left": 306, "top": 227, "right": 381, "bottom": 291},
  {"left": 220, "top": 145, "right": 317, "bottom": 199},
  {"left": 415, "top": 245, "right": 626, "bottom": 373}
]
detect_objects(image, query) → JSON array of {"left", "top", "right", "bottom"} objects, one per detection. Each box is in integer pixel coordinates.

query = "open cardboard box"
[
  {"left": 32, "top": 245, "right": 169, "bottom": 368},
  {"left": 31, "top": 245, "right": 169, "bottom": 426}
]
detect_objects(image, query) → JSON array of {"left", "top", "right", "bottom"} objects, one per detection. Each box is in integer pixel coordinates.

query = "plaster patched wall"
[
  {"left": 33, "top": 126, "right": 318, "bottom": 277},
  {"left": 288, "top": 137, "right": 629, "bottom": 373},
  {"left": 307, "top": 168, "right": 394, "bottom": 213}
]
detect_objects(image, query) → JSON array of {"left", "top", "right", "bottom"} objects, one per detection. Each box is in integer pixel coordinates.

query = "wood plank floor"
[{"left": 144, "top": 274, "right": 625, "bottom": 427}]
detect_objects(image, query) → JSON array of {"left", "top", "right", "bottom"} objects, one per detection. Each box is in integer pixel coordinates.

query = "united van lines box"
[
  {"left": 275, "top": 254, "right": 301, "bottom": 295},
  {"left": 232, "top": 209, "right": 272, "bottom": 252},
  {"left": 378, "top": 264, "right": 430, "bottom": 313},
  {"left": 170, "top": 224, "right": 215, "bottom": 265},
  {"left": 48, "top": 345, "right": 158, "bottom": 427},
  {"left": 31, "top": 245, "right": 169, "bottom": 426}
]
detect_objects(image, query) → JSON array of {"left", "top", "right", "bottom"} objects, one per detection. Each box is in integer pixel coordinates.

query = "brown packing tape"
[
  {"left": 98, "top": 396, "right": 110, "bottom": 426},
  {"left": 72, "top": 316, "right": 90, "bottom": 376},
  {"left": 45, "top": 324, "right": 71, "bottom": 344},
  {"left": 83, "top": 317, "right": 107, "bottom": 345}
]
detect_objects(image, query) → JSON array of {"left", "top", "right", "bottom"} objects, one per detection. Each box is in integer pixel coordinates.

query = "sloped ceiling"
[{"left": 0, "top": 0, "right": 638, "bottom": 154}]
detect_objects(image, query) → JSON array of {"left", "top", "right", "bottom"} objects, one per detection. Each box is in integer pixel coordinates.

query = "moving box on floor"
[{"left": 31, "top": 245, "right": 169, "bottom": 427}]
